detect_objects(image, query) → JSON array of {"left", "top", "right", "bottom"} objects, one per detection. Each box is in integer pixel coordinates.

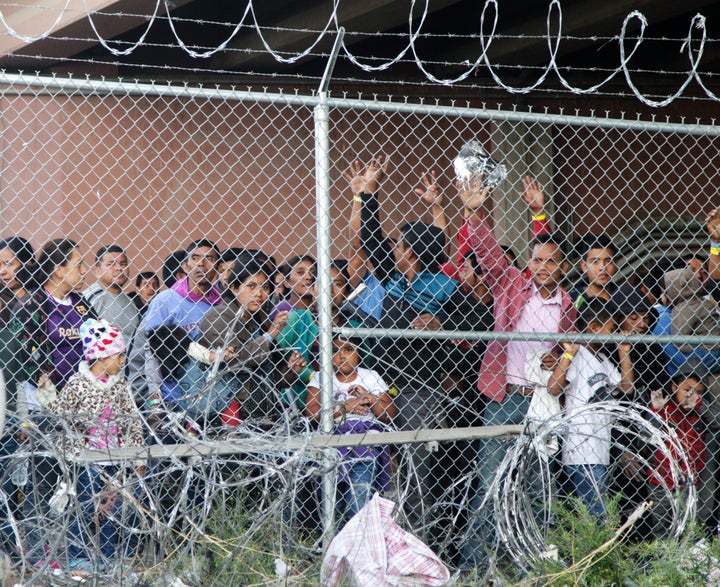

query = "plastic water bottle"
[{"left": 10, "top": 456, "right": 28, "bottom": 487}]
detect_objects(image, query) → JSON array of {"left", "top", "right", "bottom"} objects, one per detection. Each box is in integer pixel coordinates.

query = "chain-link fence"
[{"left": 0, "top": 72, "right": 719, "bottom": 585}]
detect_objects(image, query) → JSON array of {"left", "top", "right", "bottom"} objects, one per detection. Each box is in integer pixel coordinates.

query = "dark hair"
[
  {"left": 577, "top": 234, "right": 616, "bottom": 260},
  {"left": 399, "top": 221, "right": 447, "bottom": 271},
  {"left": 238, "top": 248, "right": 277, "bottom": 280},
  {"left": 285, "top": 255, "right": 316, "bottom": 271},
  {"left": 641, "top": 257, "right": 676, "bottom": 303},
  {"left": 577, "top": 297, "right": 616, "bottom": 332},
  {"left": 226, "top": 255, "right": 270, "bottom": 288},
  {"left": 221, "top": 247, "right": 247, "bottom": 265},
  {"left": 276, "top": 263, "right": 290, "bottom": 278},
  {"left": 95, "top": 244, "right": 126, "bottom": 265},
  {"left": 499, "top": 245, "right": 518, "bottom": 268},
  {"left": 671, "top": 370, "right": 705, "bottom": 387},
  {"left": 529, "top": 232, "right": 568, "bottom": 260},
  {"left": 331, "top": 258, "right": 350, "bottom": 283},
  {"left": 332, "top": 333, "right": 364, "bottom": 362},
  {"left": 135, "top": 271, "right": 159, "bottom": 289},
  {"left": 0, "top": 236, "right": 37, "bottom": 288},
  {"left": 148, "top": 325, "right": 192, "bottom": 381},
  {"left": 185, "top": 239, "right": 221, "bottom": 261},
  {"left": 461, "top": 250, "right": 482, "bottom": 275},
  {"left": 162, "top": 250, "right": 187, "bottom": 289},
  {"left": 36, "top": 238, "right": 79, "bottom": 285}
]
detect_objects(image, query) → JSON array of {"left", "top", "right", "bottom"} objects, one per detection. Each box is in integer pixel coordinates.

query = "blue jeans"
[
  {"left": 461, "top": 394, "right": 531, "bottom": 570},
  {"left": 565, "top": 463, "right": 608, "bottom": 518},
  {"left": 67, "top": 466, "right": 141, "bottom": 562},
  {"left": 177, "top": 359, "right": 238, "bottom": 421},
  {"left": 338, "top": 458, "right": 377, "bottom": 523}
]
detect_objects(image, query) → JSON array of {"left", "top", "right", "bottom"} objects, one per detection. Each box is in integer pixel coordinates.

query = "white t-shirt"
[
  {"left": 561, "top": 345, "right": 621, "bottom": 467},
  {"left": 308, "top": 367, "right": 388, "bottom": 424}
]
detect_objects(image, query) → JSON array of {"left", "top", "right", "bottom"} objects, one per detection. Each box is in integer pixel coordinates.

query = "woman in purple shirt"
[
  {"left": 13, "top": 238, "right": 93, "bottom": 401},
  {"left": 9, "top": 238, "right": 94, "bottom": 564}
]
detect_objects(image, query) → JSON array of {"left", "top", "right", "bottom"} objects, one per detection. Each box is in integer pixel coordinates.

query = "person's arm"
[
  {"left": 705, "top": 208, "right": 720, "bottom": 304},
  {"left": 460, "top": 178, "right": 521, "bottom": 296},
  {"left": 368, "top": 389, "right": 396, "bottom": 423},
  {"left": 11, "top": 293, "right": 52, "bottom": 387},
  {"left": 548, "top": 342, "right": 578, "bottom": 396},
  {"left": 522, "top": 175, "right": 552, "bottom": 237},
  {"left": 649, "top": 388, "right": 669, "bottom": 414},
  {"left": 615, "top": 343, "right": 635, "bottom": 395},
  {"left": 348, "top": 157, "right": 396, "bottom": 285},
  {"left": 415, "top": 170, "right": 450, "bottom": 256},
  {"left": 304, "top": 383, "right": 322, "bottom": 420},
  {"left": 304, "top": 383, "right": 356, "bottom": 422},
  {"left": 360, "top": 192, "right": 395, "bottom": 285}
]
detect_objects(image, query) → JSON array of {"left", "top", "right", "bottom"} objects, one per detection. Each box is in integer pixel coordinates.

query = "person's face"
[
  {"left": 329, "top": 267, "right": 349, "bottom": 308},
  {"left": 590, "top": 318, "right": 617, "bottom": 336},
  {"left": 686, "top": 258, "right": 708, "bottom": 285},
  {"left": 673, "top": 377, "right": 704, "bottom": 411},
  {"left": 102, "top": 352, "right": 126, "bottom": 376},
  {"left": 286, "top": 260, "right": 315, "bottom": 300},
  {"left": 138, "top": 276, "right": 160, "bottom": 304},
  {"left": 332, "top": 339, "right": 361, "bottom": 376},
  {"left": 618, "top": 311, "right": 649, "bottom": 335},
  {"left": 58, "top": 249, "right": 88, "bottom": 291},
  {"left": 581, "top": 247, "right": 617, "bottom": 288},
  {"left": 392, "top": 238, "right": 413, "bottom": 273},
  {"left": 461, "top": 258, "right": 478, "bottom": 289},
  {"left": 232, "top": 272, "right": 271, "bottom": 313},
  {"left": 0, "top": 248, "right": 23, "bottom": 292},
  {"left": 219, "top": 260, "right": 236, "bottom": 286},
  {"left": 183, "top": 246, "right": 219, "bottom": 289},
  {"left": 527, "top": 243, "right": 564, "bottom": 290},
  {"left": 461, "top": 258, "right": 491, "bottom": 303},
  {"left": 94, "top": 252, "right": 129, "bottom": 290}
]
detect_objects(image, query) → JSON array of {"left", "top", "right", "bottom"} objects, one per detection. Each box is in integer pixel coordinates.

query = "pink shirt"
[
  {"left": 465, "top": 217, "right": 576, "bottom": 402},
  {"left": 506, "top": 285, "right": 563, "bottom": 385}
]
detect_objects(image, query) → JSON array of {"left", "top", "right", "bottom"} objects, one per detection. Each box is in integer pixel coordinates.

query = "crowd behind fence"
[{"left": 0, "top": 74, "right": 718, "bottom": 584}]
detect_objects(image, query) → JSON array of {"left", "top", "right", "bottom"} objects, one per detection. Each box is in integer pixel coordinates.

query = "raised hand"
[
  {"left": 287, "top": 350, "right": 307, "bottom": 375},
  {"left": 267, "top": 310, "right": 289, "bottom": 340},
  {"left": 457, "top": 175, "right": 492, "bottom": 212},
  {"left": 706, "top": 208, "right": 720, "bottom": 241},
  {"left": 343, "top": 155, "right": 389, "bottom": 195},
  {"left": 522, "top": 176, "right": 545, "bottom": 215},
  {"left": 650, "top": 389, "right": 668, "bottom": 411},
  {"left": 415, "top": 170, "right": 444, "bottom": 207}
]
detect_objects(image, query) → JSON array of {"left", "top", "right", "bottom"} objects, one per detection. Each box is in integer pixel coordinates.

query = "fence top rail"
[
  {"left": 335, "top": 326, "right": 720, "bottom": 347},
  {"left": 0, "top": 72, "right": 718, "bottom": 136},
  {"left": 69, "top": 425, "right": 524, "bottom": 463}
]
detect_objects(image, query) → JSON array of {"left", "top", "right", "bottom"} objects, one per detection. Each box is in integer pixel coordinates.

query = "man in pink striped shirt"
[{"left": 459, "top": 177, "right": 577, "bottom": 572}]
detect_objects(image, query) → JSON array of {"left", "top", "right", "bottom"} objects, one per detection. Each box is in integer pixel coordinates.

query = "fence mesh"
[{"left": 0, "top": 74, "right": 719, "bottom": 585}]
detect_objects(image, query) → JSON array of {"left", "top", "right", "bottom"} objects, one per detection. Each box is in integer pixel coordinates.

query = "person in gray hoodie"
[
  {"left": 664, "top": 264, "right": 720, "bottom": 534},
  {"left": 664, "top": 265, "right": 720, "bottom": 354}
]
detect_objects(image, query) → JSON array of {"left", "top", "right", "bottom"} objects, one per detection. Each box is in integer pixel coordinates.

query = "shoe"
[{"left": 67, "top": 558, "right": 94, "bottom": 573}]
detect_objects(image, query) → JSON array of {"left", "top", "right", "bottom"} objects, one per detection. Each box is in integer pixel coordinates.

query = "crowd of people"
[{"left": 0, "top": 157, "right": 717, "bottom": 574}]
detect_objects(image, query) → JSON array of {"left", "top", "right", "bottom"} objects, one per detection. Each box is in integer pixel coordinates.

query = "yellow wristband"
[
  {"left": 562, "top": 352, "right": 575, "bottom": 361},
  {"left": 353, "top": 194, "right": 362, "bottom": 203},
  {"left": 531, "top": 213, "right": 547, "bottom": 221},
  {"left": 711, "top": 246, "right": 720, "bottom": 256}
]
